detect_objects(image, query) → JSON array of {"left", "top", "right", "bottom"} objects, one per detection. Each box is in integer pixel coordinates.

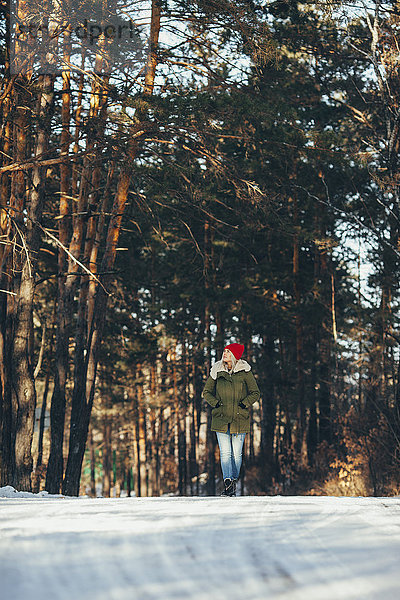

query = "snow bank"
[{"left": 0, "top": 485, "right": 64, "bottom": 499}]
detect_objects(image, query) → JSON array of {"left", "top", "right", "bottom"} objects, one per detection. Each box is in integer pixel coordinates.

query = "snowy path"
[{"left": 1, "top": 493, "right": 400, "bottom": 600}]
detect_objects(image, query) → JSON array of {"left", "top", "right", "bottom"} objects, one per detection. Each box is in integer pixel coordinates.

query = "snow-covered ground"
[{"left": 1, "top": 487, "right": 400, "bottom": 600}]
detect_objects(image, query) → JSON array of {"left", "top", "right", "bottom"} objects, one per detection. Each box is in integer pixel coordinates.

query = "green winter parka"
[{"left": 202, "top": 359, "right": 260, "bottom": 434}]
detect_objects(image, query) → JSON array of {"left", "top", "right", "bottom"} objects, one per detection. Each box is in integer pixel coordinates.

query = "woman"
[{"left": 202, "top": 343, "right": 260, "bottom": 496}]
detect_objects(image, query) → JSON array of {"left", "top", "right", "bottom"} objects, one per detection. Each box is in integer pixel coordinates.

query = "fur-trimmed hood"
[{"left": 210, "top": 359, "right": 252, "bottom": 380}]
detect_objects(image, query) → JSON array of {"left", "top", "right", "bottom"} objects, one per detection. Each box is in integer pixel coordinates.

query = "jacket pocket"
[
  {"left": 212, "top": 406, "right": 229, "bottom": 425},
  {"left": 212, "top": 406, "right": 222, "bottom": 418},
  {"left": 237, "top": 405, "right": 249, "bottom": 418}
]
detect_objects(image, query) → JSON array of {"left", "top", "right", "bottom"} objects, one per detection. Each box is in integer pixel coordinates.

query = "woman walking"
[{"left": 202, "top": 343, "right": 260, "bottom": 496}]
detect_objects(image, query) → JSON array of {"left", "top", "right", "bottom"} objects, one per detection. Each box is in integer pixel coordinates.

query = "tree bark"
[
  {"left": 318, "top": 243, "right": 332, "bottom": 445},
  {"left": 45, "top": 32, "right": 72, "bottom": 493},
  {"left": 11, "top": 71, "right": 55, "bottom": 490},
  {"left": 32, "top": 359, "right": 51, "bottom": 493},
  {"left": 61, "top": 0, "right": 162, "bottom": 496},
  {"left": 134, "top": 394, "right": 141, "bottom": 497},
  {"left": 260, "top": 333, "right": 276, "bottom": 487},
  {"left": 292, "top": 195, "right": 308, "bottom": 467},
  {"left": 204, "top": 219, "right": 216, "bottom": 495},
  {"left": 89, "top": 426, "right": 96, "bottom": 497},
  {"left": 103, "top": 417, "right": 112, "bottom": 497}
]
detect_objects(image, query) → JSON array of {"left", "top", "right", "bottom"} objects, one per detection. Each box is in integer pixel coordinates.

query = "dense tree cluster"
[{"left": 1, "top": 0, "right": 400, "bottom": 496}]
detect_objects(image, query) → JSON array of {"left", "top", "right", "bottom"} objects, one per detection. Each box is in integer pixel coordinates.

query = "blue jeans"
[{"left": 216, "top": 424, "right": 246, "bottom": 480}]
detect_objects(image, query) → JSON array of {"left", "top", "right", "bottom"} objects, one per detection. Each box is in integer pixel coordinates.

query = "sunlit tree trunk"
[
  {"left": 103, "top": 417, "right": 112, "bottom": 497},
  {"left": 0, "top": 18, "right": 12, "bottom": 483},
  {"left": 33, "top": 307, "right": 55, "bottom": 493},
  {"left": 133, "top": 375, "right": 141, "bottom": 497},
  {"left": 46, "top": 32, "right": 72, "bottom": 493},
  {"left": 62, "top": 0, "right": 162, "bottom": 496},
  {"left": 140, "top": 402, "right": 149, "bottom": 497},
  {"left": 89, "top": 426, "right": 96, "bottom": 497},
  {"left": 10, "top": 67, "right": 55, "bottom": 491}
]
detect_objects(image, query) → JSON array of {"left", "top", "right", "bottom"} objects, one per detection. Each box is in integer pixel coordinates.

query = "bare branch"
[
  {"left": 0, "top": 152, "right": 87, "bottom": 174},
  {"left": 39, "top": 226, "right": 111, "bottom": 295}
]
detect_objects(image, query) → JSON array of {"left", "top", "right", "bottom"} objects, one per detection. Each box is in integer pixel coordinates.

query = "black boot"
[
  {"left": 221, "top": 478, "right": 235, "bottom": 496},
  {"left": 231, "top": 478, "right": 237, "bottom": 496}
]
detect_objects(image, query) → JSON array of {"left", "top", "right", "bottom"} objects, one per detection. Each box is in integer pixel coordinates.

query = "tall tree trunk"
[
  {"left": 188, "top": 351, "right": 198, "bottom": 495},
  {"left": 89, "top": 426, "right": 96, "bottom": 497},
  {"left": 246, "top": 338, "right": 255, "bottom": 461},
  {"left": 307, "top": 322, "right": 319, "bottom": 464},
  {"left": 174, "top": 344, "right": 187, "bottom": 496},
  {"left": 32, "top": 359, "right": 52, "bottom": 493},
  {"left": 204, "top": 219, "right": 216, "bottom": 495},
  {"left": 140, "top": 401, "right": 149, "bottom": 497},
  {"left": 0, "top": 64, "right": 28, "bottom": 486},
  {"left": 134, "top": 394, "right": 141, "bottom": 497},
  {"left": 46, "top": 33, "right": 72, "bottom": 493},
  {"left": 47, "top": 52, "right": 110, "bottom": 494},
  {"left": 0, "top": 55, "right": 11, "bottom": 480},
  {"left": 151, "top": 407, "right": 161, "bottom": 496},
  {"left": 103, "top": 416, "right": 112, "bottom": 497},
  {"left": 318, "top": 244, "right": 332, "bottom": 445},
  {"left": 307, "top": 233, "right": 321, "bottom": 464},
  {"left": 292, "top": 196, "right": 307, "bottom": 467},
  {"left": 62, "top": 0, "right": 162, "bottom": 496},
  {"left": 260, "top": 332, "right": 276, "bottom": 488},
  {"left": 193, "top": 351, "right": 203, "bottom": 495},
  {"left": 11, "top": 71, "right": 55, "bottom": 490}
]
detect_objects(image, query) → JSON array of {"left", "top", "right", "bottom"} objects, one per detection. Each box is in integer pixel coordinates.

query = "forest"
[{"left": 1, "top": 0, "right": 400, "bottom": 498}]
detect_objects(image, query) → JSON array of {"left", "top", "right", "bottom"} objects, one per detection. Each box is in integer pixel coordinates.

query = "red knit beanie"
[{"left": 224, "top": 343, "right": 244, "bottom": 360}]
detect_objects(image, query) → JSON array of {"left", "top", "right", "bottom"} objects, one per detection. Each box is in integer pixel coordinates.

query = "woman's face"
[{"left": 223, "top": 349, "right": 232, "bottom": 365}]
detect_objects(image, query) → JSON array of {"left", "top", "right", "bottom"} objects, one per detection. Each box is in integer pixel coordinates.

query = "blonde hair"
[{"left": 222, "top": 349, "right": 237, "bottom": 373}]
